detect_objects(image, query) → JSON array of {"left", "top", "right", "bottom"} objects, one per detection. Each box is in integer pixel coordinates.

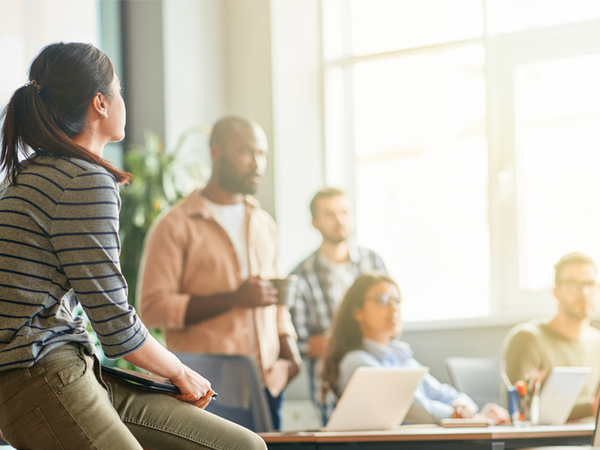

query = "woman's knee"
[{"left": 244, "top": 431, "right": 268, "bottom": 450}]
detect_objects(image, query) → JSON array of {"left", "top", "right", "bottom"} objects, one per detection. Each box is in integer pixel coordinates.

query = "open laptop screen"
[{"left": 324, "top": 367, "right": 428, "bottom": 431}]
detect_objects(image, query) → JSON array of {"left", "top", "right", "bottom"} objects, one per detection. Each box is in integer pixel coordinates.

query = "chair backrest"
[
  {"left": 445, "top": 357, "right": 503, "bottom": 409},
  {"left": 175, "top": 353, "right": 273, "bottom": 432}
]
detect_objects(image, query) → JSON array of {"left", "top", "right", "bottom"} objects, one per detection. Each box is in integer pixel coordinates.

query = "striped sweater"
[{"left": 0, "top": 156, "right": 148, "bottom": 370}]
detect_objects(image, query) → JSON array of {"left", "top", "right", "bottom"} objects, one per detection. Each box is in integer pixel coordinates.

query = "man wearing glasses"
[{"left": 502, "top": 252, "right": 600, "bottom": 420}]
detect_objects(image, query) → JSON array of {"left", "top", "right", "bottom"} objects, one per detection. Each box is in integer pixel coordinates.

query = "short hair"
[
  {"left": 309, "top": 187, "right": 347, "bottom": 219},
  {"left": 209, "top": 116, "right": 254, "bottom": 147},
  {"left": 554, "top": 252, "right": 597, "bottom": 285}
]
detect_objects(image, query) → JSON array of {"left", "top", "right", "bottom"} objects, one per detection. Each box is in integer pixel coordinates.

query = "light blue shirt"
[{"left": 338, "top": 338, "right": 478, "bottom": 424}]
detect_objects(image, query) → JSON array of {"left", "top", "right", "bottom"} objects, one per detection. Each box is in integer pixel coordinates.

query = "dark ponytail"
[{"left": 0, "top": 42, "right": 131, "bottom": 184}]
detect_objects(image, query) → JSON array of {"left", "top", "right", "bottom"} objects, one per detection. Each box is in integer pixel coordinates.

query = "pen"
[
  {"left": 515, "top": 380, "right": 528, "bottom": 421},
  {"left": 507, "top": 385, "right": 519, "bottom": 423},
  {"left": 501, "top": 371, "right": 512, "bottom": 390}
]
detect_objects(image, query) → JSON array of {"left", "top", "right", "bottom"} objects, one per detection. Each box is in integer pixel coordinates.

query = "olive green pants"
[{"left": 0, "top": 343, "right": 266, "bottom": 450}]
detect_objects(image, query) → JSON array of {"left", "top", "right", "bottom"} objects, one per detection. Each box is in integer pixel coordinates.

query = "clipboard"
[{"left": 101, "top": 365, "right": 181, "bottom": 394}]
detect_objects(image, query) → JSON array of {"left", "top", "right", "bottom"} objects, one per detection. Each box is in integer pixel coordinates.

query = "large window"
[{"left": 322, "top": 0, "right": 600, "bottom": 322}]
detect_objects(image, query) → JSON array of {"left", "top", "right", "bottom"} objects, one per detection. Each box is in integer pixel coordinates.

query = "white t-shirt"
[{"left": 203, "top": 197, "right": 249, "bottom": 279}]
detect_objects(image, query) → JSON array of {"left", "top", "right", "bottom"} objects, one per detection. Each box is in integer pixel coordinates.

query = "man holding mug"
[{"left": 137, "top": 116, "right": 301, "bottom": 429}]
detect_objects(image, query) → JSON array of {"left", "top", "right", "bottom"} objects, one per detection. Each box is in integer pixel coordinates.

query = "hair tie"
[{"left": 27, "top": 80, "right": 42, "bottom": 93}]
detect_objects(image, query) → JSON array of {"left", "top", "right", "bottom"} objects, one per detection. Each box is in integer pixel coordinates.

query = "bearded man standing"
[{"left": 137, "top": 116, "right": 301, "bottom": 429}]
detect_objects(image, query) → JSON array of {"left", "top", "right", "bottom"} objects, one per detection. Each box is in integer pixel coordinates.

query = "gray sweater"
[{"left": 0, "top": 156, "right": 147, "bottom": 370}]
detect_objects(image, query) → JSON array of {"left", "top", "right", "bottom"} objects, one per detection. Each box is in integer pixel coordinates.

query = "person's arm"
[
  {"left": 123, "top": 334, "right": 215, "bottom": 409},
  {"left": 404, "top": 390, "right": 456, "bottom": 424},
  {"left": 278, "top": 334, "right": 302, "bottom": 383},
  {"left": 184, "top": 276, "right": 277, "bottom": 325},
  {"left": 50, "top": 172, "right": 214, "bottom": 409},
  {"left": 307, "top": 335, "right": 329, "bottom": 359},
  {"left": 51, "top": 173, "right": 147, "bottom": 359},
  {"left": 502, "top": 328, "right": 544, "bottom": 385},
  {"left": 420, "top": 372, "right": 478, "bottom": 411},
  {"left": 138, "top": 213, "right": 278, "bottom": 329},
  {"left": 262, "top": 305, "right": 302, "bottom": 397}
]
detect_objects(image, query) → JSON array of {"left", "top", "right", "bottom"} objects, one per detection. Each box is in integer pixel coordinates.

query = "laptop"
[
  {"left": 538, "top": 366, "right": 591, "bottom": 425},
  {"left": 323, "top": 366, "right": 428, "bottom": 431},
  {"left": 519, "top": 379, "right": 600, "bottom": 450}
]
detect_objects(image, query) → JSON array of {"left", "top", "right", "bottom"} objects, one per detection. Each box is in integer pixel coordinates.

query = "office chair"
[
  {"left": 174, "top": 353, "right": 273, "bottom": 432},
  {"left": 445, "top": 357, "right": 504, "bottom": 409}
]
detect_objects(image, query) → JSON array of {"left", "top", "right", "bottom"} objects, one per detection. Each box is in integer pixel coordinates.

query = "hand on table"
[
  {"left": 476, "top": 403, "right": 511, "bottom": 425},
  {"left": 451, "top": 399, "right": 477, "bottom": 419}
]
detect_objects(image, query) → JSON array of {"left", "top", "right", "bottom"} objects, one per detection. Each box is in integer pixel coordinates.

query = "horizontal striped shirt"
[{"left": 0, "top": 156, "right": 148, "bottom": 371}]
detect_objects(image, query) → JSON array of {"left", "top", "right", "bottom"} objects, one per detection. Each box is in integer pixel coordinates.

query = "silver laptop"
[
  {"left": 324, "top": 366, "right": 428, "bottom": 431},
  {"left": 520, "top": 380, "right": 600, "bottom": 450},
  {"left": 538, "top": 366, "right": 591, "bottom": 425}
]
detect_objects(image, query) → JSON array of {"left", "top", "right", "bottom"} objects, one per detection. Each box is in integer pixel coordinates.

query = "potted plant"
[{"left": 119, "top": 126, "right": 211, "bottom": 308}]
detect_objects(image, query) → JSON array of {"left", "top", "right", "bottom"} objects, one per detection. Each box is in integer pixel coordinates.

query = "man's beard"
[
  {"left": 218, "top": 161, "right": 260, "bottom": 195},
  {"left": 563, "top": 302, "right": 592, "bottom": 322},
  {"left": 322, "top": 232, "right": 349, "bottom": 245}
]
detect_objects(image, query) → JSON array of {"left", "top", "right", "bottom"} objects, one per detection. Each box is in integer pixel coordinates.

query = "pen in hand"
[{"left": 181, "top": 391, "right": 218, "bottom": 402}]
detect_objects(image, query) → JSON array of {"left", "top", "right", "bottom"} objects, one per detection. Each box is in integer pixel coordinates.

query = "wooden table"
[{"left": 261, "top": 422, "right": 595, "bottom": 450}]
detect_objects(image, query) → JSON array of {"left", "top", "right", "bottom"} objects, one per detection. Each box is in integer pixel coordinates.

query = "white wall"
[
  {"left": 122, "top": 0, "right": 165, "bottom": 145},
  {"left": 221, "top": 0, "right": 275, "bottom": 215},
  {"left": 163, "top": 0, "right": 226, "bottom": 164},
  {"left": 271, "top": 0, "right": 325, "bottom": 273}
]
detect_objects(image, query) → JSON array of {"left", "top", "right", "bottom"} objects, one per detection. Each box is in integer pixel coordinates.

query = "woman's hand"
[
  {"left": 122, "top": 336, "right": 215, "bottom": 408},
  {"left": 170, "top": 364, "right": 215, "bottom": 409},
  {"left": 451, "top": 398, "right": 477, "bottom": 419},
  {"left": 476, "top": 403, "right": 511, "bottom": 425}
]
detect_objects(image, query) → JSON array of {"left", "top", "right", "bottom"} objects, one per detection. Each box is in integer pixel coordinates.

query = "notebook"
[
  {"left": 538, "top": 366, "right": 591, "bottom": 425},
  {"left": 324, "top": 366, "right": 428, "bottom": 431}
]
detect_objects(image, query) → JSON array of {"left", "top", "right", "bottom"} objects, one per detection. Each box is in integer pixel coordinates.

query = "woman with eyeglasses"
[
  {"left": 321, "top": 273, "right": 510, "bottom": 425},
  {"left": 0, "top": 42, "right": 265, "bottom": 450}
]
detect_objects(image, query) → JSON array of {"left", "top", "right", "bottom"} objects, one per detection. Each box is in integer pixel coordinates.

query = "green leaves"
[{"left": 119, "top": 129, "right": 209, "bottom": 307}]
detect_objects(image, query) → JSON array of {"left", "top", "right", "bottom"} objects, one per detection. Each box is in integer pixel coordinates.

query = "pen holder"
[{"left": 508, "top": 384, "right": 539, "bottom": 426}]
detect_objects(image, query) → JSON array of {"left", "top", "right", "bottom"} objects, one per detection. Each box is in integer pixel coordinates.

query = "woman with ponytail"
[{"left": 0, "top": 42, "right": 265, "bottom": 450}]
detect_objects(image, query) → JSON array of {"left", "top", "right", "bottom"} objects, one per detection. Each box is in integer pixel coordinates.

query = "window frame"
[{"left": 321, "top": 0, "right": 600, "bottom": 322}]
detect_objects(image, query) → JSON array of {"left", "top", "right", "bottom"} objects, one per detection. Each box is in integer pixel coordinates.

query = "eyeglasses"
[
  {"left": 558, "top": 280, "right": 600, "bottom": 294},
  {"left": 365, "top": 293, "right": 401, "bottom": 307}
]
